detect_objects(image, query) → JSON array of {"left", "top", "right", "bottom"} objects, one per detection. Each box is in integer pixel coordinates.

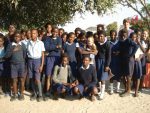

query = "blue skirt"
[
  {"left": 96, "top": 58, "right": 108, "bottom": 81},
  {"left": 133, "top": 60, "right": 142, "bottom": 79}
]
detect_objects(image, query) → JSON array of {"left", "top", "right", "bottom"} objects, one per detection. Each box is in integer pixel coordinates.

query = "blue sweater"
[
  {"left": 43, "top": 36, "right": 62, "bottom": 57},
  {"left": 77, "top": 65, "right": 97, "bottom": 87},
  {"left": 119, "top": 38, "right": 138, "bottom": 58}
]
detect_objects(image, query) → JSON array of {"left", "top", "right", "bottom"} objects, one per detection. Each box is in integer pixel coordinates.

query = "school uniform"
[
  {"left": 52, "top": 65, "right": 75, "bottom": 94},
  {"left": 43, "top": 36, "right": 62, "bottom": 76},
  {"left": 119, "top": 38, "right": 138, "bottom": 76},
  {"left": 95, "top": 38, "right": 111, "bottom": 81},
  {"left": 5, "top": 42, "right": 26, "bottom": 78},
  {"left": 63, "top": 42, "right": 79, "bottom": 77},
  {"left": 0, "top": 47, "right": 5, "bottom": 77},
  {"left": 110, "top": 40, "right": 121, "bottom": 81},
  {"left": 27, "top": 39, "right": 45, "bottom": 80},
  {"left": 76, "top": 64, "right": 97, "bottom": 96},
  {"left": 133, "top": 45, "right": 143, "bottom": 79}
]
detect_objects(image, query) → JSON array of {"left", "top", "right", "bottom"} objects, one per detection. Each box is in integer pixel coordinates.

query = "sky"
[{"left": 61, "top": 4, "right": 141, "bottom": 32}]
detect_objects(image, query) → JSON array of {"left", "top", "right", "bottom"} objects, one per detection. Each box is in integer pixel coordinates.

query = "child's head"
[
  {"left": 120, "top": 29, "right": 128, "bottom": 40},
  {"left": 82, "top": 55, "right": 91, "bottom": 67},
  {"left": 0, "top": 33, "right": 5, "bottom": 46},
  {"left": 20, "top": 29, "right": 26, "bottom": 40},
  {"left": 14, "top": 31, "right": 21, "bottom": 43},
  {"left": 68, "top": 32, "right": 75, "bottom": 43},
  {"left": 59, "top": 28, "right": 64, "bottom": 37},
  {"left": 93, "top": 33, "right": 98, "bottom": 42},
  {"left": 87, "top": 36, "right": 94, "bottom": 46},
  {"left": 123, "top": 19, "right": 130, "bottom": 29},
  {"left": 129, "top": 32, "right": 137, "bottom": 42},
  {"left": 74, "top": 27, "right": 81, "bottom": 37},
  {"left": 45, "top": 22, "right": 52, "bottom": 33},
  {"left": 97, "top": 30, "right": 106, "bottom": 43},
  {"left": 31, "top": 29, "right": 38, "bottom": 41},
  {"left": 26, "top": 30, "right": 31, "bottom": 40},
  {"left": 61, "top": 32, "right": 68, "bottom": 43},
  {"left": 110, "top": 30, "right": 117, "bottom": 41},
  {"left": 142, "top": 29, "right": 149, "bottom": 40},
  {"left": 61, "top": 53, "right": 69, "bottom": 67},
  {"left": 78, "top": 32, "right": 86, "bottom": 43},
  {"left": 8, "top": 24, "right": 16, "bottom": 35},
  {"left": 135, "top": 29, "right": 142, "bottom": 39},
  {"left": 52, "top": 27, "right": 59, "bottom": 38}
]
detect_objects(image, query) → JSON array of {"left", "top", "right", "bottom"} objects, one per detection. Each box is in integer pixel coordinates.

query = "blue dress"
[{"left": 110, "top": 40, "right": 121, "bottom": 81}]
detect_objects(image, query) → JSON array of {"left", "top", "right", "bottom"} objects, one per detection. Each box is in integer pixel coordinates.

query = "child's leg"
[
  {"left": 45, "top": 76, "right": 51, "bottom": 93},
  {"left": 135, "top": 79, "right": 140, "bottom": 97},
  {"left": 0, "top": 76, "right": 3, "bottom": 94},
  {"left": 10, "top": 78, "right": 18, "bottom": 101},
  {"left": 19, "top": 78, "right": 25, "bottom": 95},
  {"left": 126, "top": 76, "right": 132, "bottom": 93},
  {"left": 110, "top": 79, "right": 114, "bottom": 94},
  {"left": 98, "top": 81, "right": 105, "bottom": 100}
]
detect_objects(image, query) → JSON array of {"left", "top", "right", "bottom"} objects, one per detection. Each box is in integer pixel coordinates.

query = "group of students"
[{"left": 0, "top": 18, "right": 150, "bottom": 102}]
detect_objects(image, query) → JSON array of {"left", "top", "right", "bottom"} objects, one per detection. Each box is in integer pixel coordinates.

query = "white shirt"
[
  {"left": 27, "top": 39, "right": 45, "bottom": 59},
  {"left": 21, "top": 39, "right": 29, "bottom": 47}
]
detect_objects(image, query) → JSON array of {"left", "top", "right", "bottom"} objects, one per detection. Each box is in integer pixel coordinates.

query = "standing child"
[
  {"left": 109, "top": 30, "right": 121, "bottom": 94},
  {"left": 95, "top": 30, "right": 111, "bottom": 100},
  {"left": 130, "top": 33, "right": 143, "bottom": 97},
  {"left": 0, "top": 34, "right": 6, "bottom": 97},
  {"left": 63, "top": 32, "right": 79, "bottom": 77},
  {"left": 5, "top": 32, "right": 26, "bottom": 101},
  {"left": 27, "top": 29, "right": 45, "bottom": 102},
  {"left": 119, "top": 29, "right": 138, "bottom": 97},
  {"left": 52, "top": 54, "right": 77, "bottom": 100},
  {"left": 43, "top": 27, "right": 62, "bottom": 96}
]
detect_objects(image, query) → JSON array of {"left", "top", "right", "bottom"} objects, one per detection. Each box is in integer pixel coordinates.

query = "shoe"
[
  {"left": 30, "top": 94, "right": 36, "bottom": 101},
  {"left": 10, "top": 95, "right": 17, "bottom": 101},
  {"left": 90, "top": 95, "right": 96, "bottom": 102},
  {"left": 37, "top": 96, "right": 43, "bottom": 102},
  {"left": 43, "top": 96, "right": 49, "bottom": 101},
  {"left": 98, "top": 93, "right": 104, "bottom": 100},
  {"left": 120, "top": 92, "right": 130, "bottom": 97},
  {"left": 18, "top": 95, "right": 25, "bottom": 101}
]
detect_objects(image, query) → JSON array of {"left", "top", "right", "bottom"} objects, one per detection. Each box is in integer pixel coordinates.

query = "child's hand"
[
  {"left": 105, "top": 67, "right": 109, "bottom": 72},
  {"left": 39, "top": 66, "right": 43, "bottom": 73},
  {"left": 56, "top": 45, "right": 61, "bottom": 49}
]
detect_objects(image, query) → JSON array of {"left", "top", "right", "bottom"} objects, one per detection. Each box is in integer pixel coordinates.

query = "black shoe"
[
  {"left": 37, "top": 96, "right": 43, "bottom": 102},
  {"left": 18, "top": 95, "right": 25, "bottom": 101},
  {"left": 43, "top": 96, "right": 49, "bottom": 101},
  {"left": 10, "top": 95, "right": 17, "bottom": 101},
  {"left": 30, "top": 94, "right": 36, "bottom": 101}
]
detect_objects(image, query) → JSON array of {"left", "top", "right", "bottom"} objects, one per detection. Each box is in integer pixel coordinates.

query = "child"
[
  {"left": 0, "top": 34, "right": 6, "bottom": 97},
  {"left": 52, "top": 54, "right": 77, "bottom": 100},
  {"left": 95, "top": 30, "right": 111, "bottom": 100},
  {"left": 63, "top": 32, "right": 79, "bottom": 77},
  {"left": 61, "top": 32, "right": 68, "bottom": 46},
  {"left": 27, "top": 29, "right": 45, "bottom": 102},
  {"left": 86, "top": 35, "right": 97, "bottom": 66},
  {"left": 5, "top": 31, "right": 26, "bottom": 101},
  {"left": 73, "top": 56, "right": 98, "bottom": 101},
  {"left": 119, "top": 29, "right": 138, "bottom": 97},
  {"left": 130, "top": 33, "right": 143, "bottom": 97},
  {"left": 109, "top": 30, "right": 121, "bottom": 94},
  {"left": 43, "top": 27, "right": 62, "bottom": 96}
]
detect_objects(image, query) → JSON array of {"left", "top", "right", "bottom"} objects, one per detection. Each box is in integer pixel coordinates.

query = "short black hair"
[
  {"left": 97, "top": 30, "right": 106, "bottom": 37},
  {"left": 44, "top": 22, "right": 52, "bottom": 29},
  {"left": 110, "top": 30, "right": 117, "bottom": 36}
]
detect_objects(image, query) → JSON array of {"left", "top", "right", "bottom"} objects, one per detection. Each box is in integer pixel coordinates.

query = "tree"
[
  {"left": 106, "top": 22, "right": 118, "bottom": 36},
  {"left": 0, "top": 0, "right": 116, "bottom": 29}
]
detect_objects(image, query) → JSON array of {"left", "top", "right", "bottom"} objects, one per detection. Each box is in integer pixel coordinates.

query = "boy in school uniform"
[
  {"left": 5, "top": 31, "right": 26, "bottom": 101},
  {"left": 43, "top": 27, "right": 62, "bottom": 96},
  {"left": 27, "top": 29, "right": 45, "bottom": 102}
]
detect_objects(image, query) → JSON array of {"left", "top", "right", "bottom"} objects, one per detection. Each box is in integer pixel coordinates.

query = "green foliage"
[{"left": 106, "top": 22, "right": 118, "bottom": 36}]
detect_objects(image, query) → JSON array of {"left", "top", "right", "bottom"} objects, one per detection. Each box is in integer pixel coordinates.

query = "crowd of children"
[{"left": 0, "top": 19, "right": 150, "bottom": 102}]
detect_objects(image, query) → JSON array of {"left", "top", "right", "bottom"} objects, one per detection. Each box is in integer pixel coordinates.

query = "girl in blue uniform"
[
  {"left": 109, "top": 30, "right": 121, "bottom": 94},
  {"left": 95, "top": 30, "right": 111, "bottom": 100}
]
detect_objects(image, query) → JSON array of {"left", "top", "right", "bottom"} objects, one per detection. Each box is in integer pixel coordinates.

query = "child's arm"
[
  {"left": 39, "top": 51, "right": 44, "bottom": 73},
  {"left": 52, "top": 66, "right": 61, "bottom": 84},
  {"left": 4, "top": 44, "right": 13, "bottom": 58},
  {"left": 104, "top": 42, "right": 111, "bottom": 71}
]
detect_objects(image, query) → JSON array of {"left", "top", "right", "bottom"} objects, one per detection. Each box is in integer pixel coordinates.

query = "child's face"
[
  {"left": 142, "top": 31, "right": 149, "bottom": 40},
  {"left": 80, "top": 36, "right": 86, "bottom": 43},
  {"left": 75, "top": 31, "right": 81, "bottom": 37},
  {"left": 59, "top": 30, "right": 64, "bottom": 37},
  {"left": 0, "top": 38, "right": 4, "bottom": 46},
  {"left": 62, "top": 57, "right": 68, "bottom": 67},
  {"left": 131, "top": 34, "right": 137, "bottom": 42},
  {"left": 123, "top": 21, "right": 130, "bottom": 28},
  {"left": 14, "top": 33, "right": 21, "bottom": 43},
  {"left": 31, "top": 30, "right": 38, "bottom": 41},
  {"left": 98, "top": 34, "right": 105, "bottom": 43},
  {"left": 52, "top": 28, "right": 59, "bottom": 37},
  {"left": 83, "top": 57, "right": 90, "bottom": 67},
  {"left": 8, "top": 25, "right": 16, "bottom": 34},
  {"left": 62, "top": 35, "right": 67, "bottom": 42},
  {"left": 47, "top": 25, "right": 52, "bottom": 33},
  {"left": 26, "top": 30, "right": 31, "bottom": 39},
  {"left": 68, "top": 34, "right": 75, "bottom": 43},
  {"left": 87, "top": 37, "right": 94, "bottom": 46},
  {"left": 110, "top": 32, "right": 116, "bottom": 40}
]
